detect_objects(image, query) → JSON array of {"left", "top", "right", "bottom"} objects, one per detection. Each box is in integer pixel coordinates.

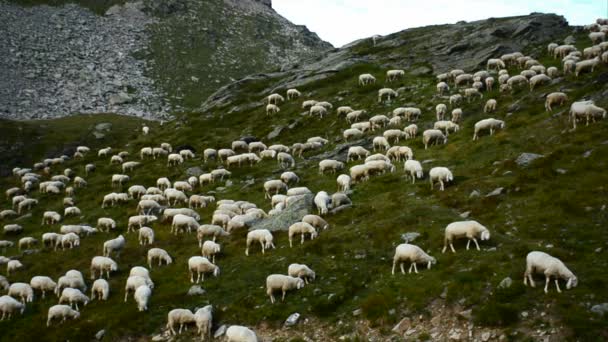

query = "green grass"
[{"left": 1, "top": 27, "right": 608, "bottom": 341}]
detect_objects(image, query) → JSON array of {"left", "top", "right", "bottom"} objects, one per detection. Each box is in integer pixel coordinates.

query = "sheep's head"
[
  {"left": 567, "top": 276, "right": 578, "bottom": 289},
  {"left": 296, "top": 278, "right": 305, "bottom": 289},
  {"left": 481, "top": 230, "right": 491, "bottom": 241},
  {"left": 213, "top": 267, "right": 220, "bottom": 277},
  {"left": 73, "top": 311, "right": 81, "bottom": 319},
  {"left": 427, "top": 257, "right": 437, "bottom": 269}
]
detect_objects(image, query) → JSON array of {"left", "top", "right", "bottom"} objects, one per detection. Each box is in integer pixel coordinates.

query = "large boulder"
[{"left": 249, "top": 194, "right": 313, "bottom": 232}]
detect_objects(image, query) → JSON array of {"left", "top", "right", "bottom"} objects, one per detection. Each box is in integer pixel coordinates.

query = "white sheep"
[
  {"left": 309, "top": 105, "right": 328, "bottom": 118},
  {"left": 55, "top": 272, "right": 87, "bottom": 296},
  {"left": 0, "top": 295, "right": 25, "bottom": 320},
  {"left": 336, "top": 174, "right": 352, "bottom": 192},
  {"left": 403, "top": 124, "right": 418, "bottom": 139},
  {"left": 337, "top": 106, "right": 354, "bottom": 116},
  {"left": 103, "top": 235, "right": 125, "bottom": 257},
  {"left": 386, "top": 146, "right": 413, "bottom": 162},
  {"left": 194, "top": 305, "right": 213, "bottom": 340},
  {"left": 422, "top": 129, "right": 447, "bottom": 149},
  {"left": 91, "top": 279, "right": 110, "bottom": 301},
  {"left": 286, "top": 88, "right": 301, "bottom": 100},
  {"left": 128, "top": 215, "right": 158, "bottom": 232},
  {"left": 484, "top": 99, "right": 497, "bottom": 113},
  {"left": 349, "top": 165, "right": 369, "bottom": 183},
  {"left": 277, "top": 152, "right": 295, "bottom": 168},
  {"left": 266, "top": 274, "right": 305, "bottom": 303},
  {"left": 0, "top": 209, "right": 17, "bottom": 220},
  {"left": 529, "top": 74, "right": 551, "bottom": 91},
  {"left": 487, "top": 58, "right": 506, "bottom": 71},
  {"left": 199, "top": 240, "right": 221, "bottom": 263},
  {"left": 343, "top": 128, "right": 364, "bottom": 141},
  {"left": 131, "top": 285, "right": 151, "bottom": 312},
  {"left": 8, "top": 282, "right": 34, "bottom": 303},
  {"left": 392, "top": 243, "right": 436, "bottom": 275},
  {"left": 473, "top": 118, "right": 505, "bottom": 140},
  {"left": 436, "top": 82, "right": 449, "bottom": 95},
  {"left": 372, "top": 136, "right": 391, "bottom": 151},
  {"left": 429, "top": 167, "right": 453, "bottom": 191},
  {"left": 0, "top": 275, "right": 8, "bottom": 291},
  {"left": 575, "top": 57, "right": 601, "bottom": 77},
  {"left": 245, "top": 229, "right": 275, "bottom": 256},
  {"left": 346, "top": 110, "right": 366, "bottom": 123},
  {"left": 7, "top": 260, "right": 23, "bottom": 275},
  {"left": 226, "top": 325, "right": 258, "bottom": 342},
  {"left": 442, "top": 220, "right": 490, "bottom": 253},
  {"left": 302, "top": 215, "right": 329, "bottom": 231},
  {"left": 18, "top": 237, "right": 37, "bottom": 250},
  {"left": 569, "top": 101, "right": 606, "bottom": 128},
  {"left": 197, "top": 225, "right": 229, "bottom": 245},
  {"left": 167, "top": 153, "right": 184, "bottom": 167},
  {"left": 544, "top": 92, "right": 568, "bottom": 112},
  {"left": 17, "top": 198, "right": 38, "bottom": 214},
  {"left": 266, "top": 104, "right": 280, "bottom": 115},
  {"left": 435, "top": 104, "right": 448, "bottom": 121},
  {"left": 59, "top": 288, "right": 89, "bottom": 310},
  {"left": 288, "top": 264, "right": 316, "bottom": 284},
  {"left": 319, "top": 160, "right": 345, "bottom": 174},
  {"left": 314, "top": 191, "right": 331, "bottom": 215},
  {"left": 386, "top": 69, "right": 405, "bottom": 82},
  {"left": 90, "top": 256, "right": 118, "bottom": 279},
  {"left": 188, "top": 256, "right": 220, "bottom": 283},
  {"left": 523, "top": 251, "right": 578, "bottom": 293},
  {"left": 302, "top": 100, "right": 318, "bottom": 109},
  {"left": 378, "top": 88, "right": 397, "bottom": 103},
  {"left": 266, "top": 93, "right": 285, "bottom": 105},
  {"left": 359, "top": 73, "right": 376, "bottom": 85},
  {"left": 55, "top": 233, "right": 80, "bottom": 250},
  {"left": 3, "top": 224, "right": 22, "bottom": 235},
  {"left": 124, "top": 275, "right": 154, "bottom": 302},
  {"left": 138, "top": 227, "right": 155, "bottom": 246},
  {"left": 147, "top": 248, "right": 173, "bottom": 268},
  {"left": 433, "top": 121, "right": 460, "bottom": 136},
  {"left": 47, "top": 304, "right": 80, "bottom": 326},
  {"left": 264, "top": 179, "right": 287, "bottom": 199},
  {"left": 288, "top": 222, "right": 317, "bottom": 247},
  {"left": 96, "top": 218, "right": 116, "bottom": 233},
  {"left": 172, "top": 214, "right": 199, "bottom": 235},
  {"left": 589, "top": 31, "right": 606, "bottom": 44},
  {"left": 403, "top": 160, "right": 423, "bottom": 184}
]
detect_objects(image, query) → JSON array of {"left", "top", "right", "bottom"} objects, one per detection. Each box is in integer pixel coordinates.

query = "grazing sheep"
[
  {"left": 17, "top": 198, "right": 38, "bottom": 214},
  {"left": 504, "top": 75, "right": 528, "bottom": 92},
  {"left": 346, "top": 110, "right": 366, "bottom": 123},
  {"left": 337, "top": 106, "right": 354, "bottom": 116},
  {"left": 387, "top": 69, "right": 405, "bottom": 82},
  {"left": 46, "top": 304, "right": 80, "bottom": 326},
  {"left": 288, "top": 222, "right": 317, "bottom": 247},
  {"left": 171, "top": 214, "right": 199, "bottom": 235},
  {"left": 194, "top": 305, "right": 213, "bottom": 340},
  {"left": 197, "top": 225, "right": 229, "bottom": 245},
  {"left": 4, "top": 224, "right": 23, "bottom": 235},
  {"left": 392, "top": 243, "right": 436, "bottom": 275},
  {"left": 454, "top": 73, "right": 473, "bottom": 87},
  {"left": 422, "top": 129, "right": 447, "bottom": 149},
  {"left": 347, "top": 146, "right": 369, "bottom": 162},
  {"left": 277, "top": 152, "right": 295, "bottom": 168},
  {"left": 264, "top": 180, "right": 287, "bottom": 199},
  {"left": 545, "top": 92, "right": 568, "bottom": 112},
  {"left": 403, "top": 124, "right": 418, "bottom": 139},
  {"left": 199, "top": 241, "right": 221, "bottom": 263},
  {"left": 449, "top": 94, "right": 462, "bottom": 107},
  {"left": 433, "top": 121, "right": 460, "bottom": 136},
  {"left": 8, "top": 282, "right": 34, "bottom": 303},
  {"left": 372, "top": 136, "right": 391, "bottom": 151},
  {"left": 266, "top": 104, "right": 280, "bottom": 115},
  {"left": 55, "top": 272, "right": 87, "bottom": 295},
  {"left": 124, "top": 275, "right": 154, "bottom": 302},
  {"left": 309, "top": 105, "right": 328, "bottom": 118},
  {"left": 90, "top": 256, "right": 118, "bottom": 279},
  {"left": 128, "top": 215, "right": 158, "bottom": 232},
  {"left": 226, "top": 325, "right": 258, "bottom": 342},
  {"left": 336, "top": 174, "right": 351, "bottom": 192},
  {"left": 97, "top": 218, "right": 116, "bottom": 233},
  {"left": 59, "top": 288, "right": 89, "bottom": 310},
  {"left": 266, "top": 274, "right": 305, "bottom": 303},
  {"left": 436, "top": 82, "right": 449, "bottom": 95},
  {"left": 138, "top": 227, "right": 155, "bottom": 245},
  {"left": 103, "top": 235, "right": 125, "bottom": 257},
  {"left": 403, "top": 160, "right": 424, "bottom": 184},
  {"left": 451, "top": 108, "right": 462, "bottom": 123},
  {"left": 319, "top": 159, "right": 345, "bottom": 174},
  {"left": 0, "top": 275, "right": 8, "bottom": 290},
  {"left": 267, "top": 93, "right": 285, "bottom": 105},
  {"left": 18, "top": 237, "right": 37, "bottom": 250},
  {"left": 280, "top": 171, "right": 299, "bottom": 185},
  {"left": 286, "top": 88, "right": 301, "bottom": 100},
  {"left": 436, "top": 104, "right": 448, "bottom": 121},
  {"left": 0, "top": 209, "right": 17, "bottom": 220},
  {"left": 288, "top": 264, "right": 316, "bottom": 285},
  {"left": 473, "top": 118, "right": 505, "bottom": 140},
  {"left": 91, "top": 279, "right": 110, "bottom": 301},
  {"left": 343, "top": 128, "right": 364, "bottom": 141},
  {"left": 167, "top": 153, "right": 184, "bottom": 167},
  {"left": 487, "top": 58, "right": 506, "bottom": 71},
  {"left": 188, "top": 256, "right": 219, "bottom": 283},
  {"left": 147, "top": 248, "right": 173, "bottom": 268},
  {"left": 0, "top": 295, "right": 25, "bottom": 320},
  {"left": 575, "top": 57, "right": 601, "bottom": 77},
  {"left": 529, "top": 74, "right": 551, "bottom": 91},
  {"left": 569, "top": 101, "right": 606, "bottom": 128},
  {"left": 167, "top": 308, "right": 196, "bottom": 335},
  {"left": 463, "top": 87, "right": 483, "bottom": 102},
  {"left": 42, "top": 233, "right": 61, "bottom": 248},
  {"left": 429, "top": 167, "right": 453, "bottom": 191},
  {"left": 484, "top": 99, "right": 497, "bottom": 113},
  {"left": 359, "top": 73, "right": 376, "bottom": 85},
  {"left": 313, "top": 191, "right": 331, "bottom": 215},
  {"left": 442, "top": 220, "right": 490, "bottom": 253},
  {"left": 378, "top": 88, "right": 397, "bottom": 103},
  {"left": 55, "top": 233, "right": 80, "bottom": 250},
  {"left": 134, "top": 285, "right": 151, "bottom": 311},
  {"left": 589, "top": 31, "right": 606, "bottom": 44},
  {"left": 245, "top": 229, "right": 275, "bottom": 256},
  {"left": 523, "top": 251, "right": 578, "bottom": 293},
  {"left": 7, "top": 260, "right": 23, "bottom": 275},
  {"left": 386, "top": 146, "right": 413, "bottom": 162}
]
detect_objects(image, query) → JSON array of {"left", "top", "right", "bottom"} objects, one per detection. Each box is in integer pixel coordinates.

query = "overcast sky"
[{"left": 274, "top": 0, "right": 606, "bottom": 47}]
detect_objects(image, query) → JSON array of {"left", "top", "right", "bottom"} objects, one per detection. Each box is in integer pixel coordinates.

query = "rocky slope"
[{"left": 0, "top": 0, "right": 331, "bottom": 120}]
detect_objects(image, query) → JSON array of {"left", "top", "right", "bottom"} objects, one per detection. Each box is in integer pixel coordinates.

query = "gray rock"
[
  {"left": 284, "top": 312, "right": 300, "bottom": 327},
  {"left": 481, "top": 331, "right": 491, "bottom": 342},
  {"left": 401, "top": 232, "right": 421, "bottom": 243},
  {"left": 352, "top": 308, "right": 362, "bottom": 316},
  {"left": 563, "top": 35, "right": 576, "bottom": 44},
  {"left": 93, "top": 132, "right": 106, "bottom": 139},
  {"left": 469, "top": 190, "right": 480, "bottom": 198},
  {"left": 410, "top": 66, "right": 432, "bottom": 76},
  {"left": 459, "top": 211, "right": 471, "bottom": 218},
  {"left": 250, "top": 194, "right": 313, "bottom": 232},
  {"left": 486, "top": 187, "right": 505, "bottom": 197},
  {"left": 498, "top": 277, "right": 513, "bottom": 289},
  {"left": 583, "top": 150, "right": 593, "bottom": 158},
  {"left": 214, "top": 325, "right": 228, "bottom": 338},
  {"left": 329, "top": 204, "right": 352, "bottom": 215},
  {"left": 186, "top": 167, "right": 203, "bottom": 177},
  {"left": 556, "top": 168, "right": 567, "bottom": 174},
  {"left": 516, "top": 153, "right": 544, "bottom": 167},
  {"left": 95, "top": 123, "right": 112, "bottom": 131},
  {"left": 591, "top": 303, "right": 608, "bottom": 316},
  {"left": 95, "top": 329, "right": 105, "bottom": 340},
  {"left": 187, "top": 285, "right": 206, "bottom": 296},
  {"left": 109, "top": 92, "right": 132, "bottom": 105},
  {"left": 267, "top": 125, "right": 285, "bottom": 140},
  {"left": 458, "top": 309, "right": 472, "bottom": 320}
]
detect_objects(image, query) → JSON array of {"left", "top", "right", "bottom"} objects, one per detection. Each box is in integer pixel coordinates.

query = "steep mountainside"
[
  {"left": 0, "top": 12, "right": 607, "bottom": 342},
  {"left": 0, "top": 0, "right": 331, "bottom": 119}
]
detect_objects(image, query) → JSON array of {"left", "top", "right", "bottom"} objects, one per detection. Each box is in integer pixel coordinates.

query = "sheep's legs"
[
  {"left": 544, "top": 276, "right": 550, "bottom": 293},
  {"left": 391, "top": 262, "right": 396, "bottom": 275},
  {"left": 466, "top": 240, "right": 471, "bottom": 250},
  {"left": 301, "top": 234, "right": 305, "bottom": 245},
  {"left": 555, "top": 279, "right": 562, "bottom": 293},
  {"left": 282, "top": 290, "right": 286, "bottom": 302},
  {"left": 472, "top": 238, "right": 480, "bottom": 250}
]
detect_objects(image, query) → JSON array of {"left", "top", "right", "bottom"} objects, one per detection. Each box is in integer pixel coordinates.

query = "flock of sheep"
[{"left": 1, "top": 17, "right": 606, "bottom": 341}]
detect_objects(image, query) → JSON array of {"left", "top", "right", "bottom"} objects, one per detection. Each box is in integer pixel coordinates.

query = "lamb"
[
  {"left": 484, "top": 99, "right": 497, "bottom": 113},
  {"left": 194, "top": 305, "right": 213, "bottom": 340},
  {"left": 436, "top": 82, "right": 449, "bottom": 95},
  {"left": 7, "top": 260, "right": 23, "bottom": 275},
  {"left": 0, "top": 295, "right": 25, "bottom": 320},
  {"left": 138, "top": 227, "right": 155, "bottom": 245},
  {"left": 575, "top": 57, "right": 601, "bottom": 77},
  {"left": 8, "top": 282, "right": 34, "bottom": 303},
  {"left": 403, "top": 160, "right": 424, "bottom": 184},
  {"left": 171, "top": 214, "right": 199, "bottom": 235},
  {"left": 55, "top": 233, "right": 80, "bottom": 250},
  {"left": 264, "top": 180, "right": 287, "bottom": 199},
  {"left": 378, "top": 88, "right": 397, "bottom": 103},
  {"left": 523, "top": 251, "right": 578, "bottom": 293},
  {"left": 167, "top": 153, "right": 184, "bottom": 167},
  {"left": 124, "top": 275, "right": 154, "bottom": 302},
  {"left": 529, "top": 74, "right": 551, "bottom": 91},
  {"left": 426, "top": 164, "right": 453, "bottom": 191},
  {"left": 59, "top": 288, "right": 89, "bottom": 310},
  {"left": 46, "top": 304, "right": 80, "bottom": 326},
  {"left": 288, "top": 222, "right": 317, "bottom": 247},
  {"left": 277, "top": 152, "right": 295, "bottom": 168},
  {"left": 569, "top": 101, "right": 607, "bottom": 128},
  {"left": 226, "top": 325, "right": 258, "bottom": 342},
  {"left": 128, "top": 215, "right": 158, "bottom": 232},
  {"left": 442, "top": 220, "right": 490, "bottom": 253},
  {"left": 103, "top": 235, "right": 125, "bottom": 257},
  {"left": 147, "top": 248, "right": 173, "bottom": 268},
  {"left": 188, "top": 256, "right": 220, "bottom": 283},
  {"left": 266, "top": 93, "right": 285, "bottom": 105},
  {"left": 196, "top": 241, "right": 221, "bottom": 265},
  {"left": 386, "top": 69, "right": 405, "bottom": 82},
  {"left": 422, "top": 129, "right": 447, "bottom": 149},
  {"left": 392, "top": 243, "right": 436, "bottom": 275},
  {"left": 91, "top": 279, "right": 110, "bottom": 301},
  {"left": 473, "top": 118, "right": 505, "bottom": 140},
  {"left": 266, "top": 274, "right": 305, "bottom": 303},
  {"left": 18, "top": 237, "right": 37, "bottom": 250},
  {"left": 433, "top": 121, "right": 460, "bottom": 136},
  {"left": 90, "top": 256, "right": 118, "bottom": 279},
  {"left": 359, "top": 73, "right": 376, "bottom": 85},
  {"left": 266, "top": 104, "right": 280, "bottom": 115},
  {"left": 286, "top": 88, "right": 301, "bottom": 100},
  {"left": 167, "top": 308, "right": 196, "bottom": 335}
]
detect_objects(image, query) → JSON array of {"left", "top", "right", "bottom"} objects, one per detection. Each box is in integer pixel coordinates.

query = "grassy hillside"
[{"left": 1, "top": 30, "right": 607, "bottom": 342}]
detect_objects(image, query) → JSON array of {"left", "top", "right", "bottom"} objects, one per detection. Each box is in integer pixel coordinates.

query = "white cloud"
[{"left": 273, "top": 0, "right": 606, "bottom": 47}]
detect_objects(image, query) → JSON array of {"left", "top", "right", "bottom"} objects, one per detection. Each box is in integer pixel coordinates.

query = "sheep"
[
  {"left": 138, "top": 227, "right": 155, "bottom": 246},
  {"left": 386, "top": 146, "right": 413, "bottom": 162},
  {"left": 451, "top": 108, "right": 463, "bottom": 123},
  {"left": 103, "top": 235, "right": 125, "bottom": 257},
  {"left": 332, "top": 174, "right": 352, "bottom": 194},
  {"left": 350, "top": 121, "right": 372, "bottom": 132},
  {"left": 371, "top": 136, "right": 389, "bottom": 152},
  {"left": 266, "top": 104, "right": 280, "bottom": 115},
  {"left": 286, "top": 264, "right": 316, "bottom": 286},
  {"left": 569, "top": 101, "right": 607, "bottom": 128},
  {"left": 8, "top": 282, "right": 34, "bottom": 303},
  {"left": 350, "top": 164, "right": 369, "bottom": 183},
  {"left": 59, "top": 288, "right": 89, "bottom": 311},
  {"left": 145, "top": 248, "right": 172, "bottom": 269},
  {"left": 188, "top": 256, "right": 220, "bottom": 283},
  {"left": 433, "top": 121, "right": 460, "bottom": 136},
  {"left": 336, "top": 106, "right": 354, "bottom": 116},
  {"left": 0, "top": 275, "right": 7, "bottom": 291},
  {"left": 343, "top": 128, "right": 364, "bottom": 141},
  {"left": 47, "top": 304, "right": 80, "bottom": 326},
  {"left": 266, "top": 274, "right": 305, "bottom": 304},
  {"left": 436, "top": 82, "right": 449, "bottom": 95},
  {"left": 174, "top": 181, "right": 193, "bottom": 192},
  {"left": 318, "top": 159, "right": 344, "bottom": 175},
  {"left": 11, "top": 195, "right": 27, "bottom": 208},
  {"left": 454, "top": 73, "right": 473, "bottom": 87},
  {"left": 140, "top": 147, "right": 153, "bottom": 160},
  {"left": 463, "top": 87, "right": 483, "bottom": 102},
  {"left": 528, "top": 74, "right": 551, "bottom": 91},
  {"left": 55, "top": 272, "right": 86, "bottom": 296},
  {"left": 128, "top": 215, "right": 157, "bottom": 232},
  {"left": 346, "top": 146, "right": 369, "bottom": 162},
  {"left": 523, "top": 251, "right": 578, "bottom": 293},
  {"left": 124, "top": 275, "right": 154, "bottom": 302},
  {"left": 288, "top": 222, "right": 317, "bottom": 247},
  {"left": 589, "top": 31, "right": 606, "bottom": 44},
  {"left": 277, "top": 152, "right": 295, "bottom": 169},
  {"left": 167, "top": 153, "right": 184, "bottom": 167},
  {"left": 504, "top": 75, "right": 528, "bottom": 92},
  {"left": 165, "top": 189, "right": 188, "bottom": 206},
  {"left": 0, "top": 209, "right": 17, "bottom": 220},
  {"left": 3, "top": 224, "right": 23, "bottom": 235},
  {"left": 575, "top": 57, "right": 601, "bottom": 77},
  {"left": 331, "top": 192, "right": 352, "bottom": 209},
  {"left": 0, "top": 295, "right": 25, "bottom": 320},
  {"left": 266, "top": 93, "right": 285, "bottom": 105},
  {"left": 485, "top": 76, "right": 495, "bottom": 91},
  {"left": 17, "top": 198, "right": 37, "bottom": 214},
  {"left": 543, "top": 92, "right": 568, "bottom": 112},
  {"left": 18, "top": 237, "right": 37, "bottom": 250},
  {"left": 55, "top": 233, "right": 80, "bottom": 250},
  {"left": 225, "top": 325, "right": 258, "bottom": 342},
  {"left": 91, "top": 279, "right": 110, "bottom": 301},
  {"left": 359, "top": 73, "right": 376, "bottom": 85},
  {"left": 346, "top": 110, "right": 366, "bottom": 123},
  {"left": 370, "top": 114, "right": 390, "bottom": 129},
  {"left": 111, "top": 174, "right": 130, "bottom": 188},
  {"left": 122, "top": 161, "right": 141, "bottom": 173},
  {"left": 96, "top": 218, "right": 116, "bottom": 233},
  {"left": 473, "top": 118, "right": 505, "bottom": 140},
  {"left": 193, "top": 305, "right": 213, "bottom": 340},
  {"left": 286, "top": 88, "right": 301, "bottom": 100},
  {"left": 392, "top": 243, "right": 436, "bottom": 275},
  {"left": 90, "top": 256, "right": 117, "bottom": 280},
  {"left": 244, "top": 229, "right": 275, "bottom": 256},
  {"left": 403, "top": 160, "right": 424, "bottom": 184},
  {"left": 386, "top": 69, "right": 405, "bottom": 82},
  {"left": 422, "top": 129, "right": 447, "bottom": 150},
  {"left": 487, "top": 58, "right": 506, "bottom": 71},
  {"left": 484, "top": 99, "right": 497, "bottom": 113},
  {"left": 442, "top": 220, "right": 490, "bottom": 253},
  {"left": 313, "top": 191, "right": 331, "bottom": 215},
  {"left": 167, "top": 308, "right": 196, "bottom": 335},
  {"left": 429, "top": 166, "right": 453, "bottom": 191},
  {"left": 449, "top": 94, "right": 462, "bottom": 107},
  {"left": 378, "top": 88, "right": 397, "bottom": 103},
  {"left": 7, "top": 260, "right": 23, "bottom": 275},
  {"left": 98, "top": 147, "right": 112, "bottom": 158},
  {"left": 42, "top": 233, "right": 61, "bottom": 248},
  {"left": 302, "top": 100, "right": 318, "bottom": 109},
  {"left": 309, "top": 105, "right": 328, "bottom": 118},
  {"left": 110, "top": 155, "right": 123, "bottom": 165},
  {"left": 434, "top": 104, "right": 448, "bottom": 122},
  {"left": 264, "top": 180, "right": 287, "bottom": 200},
  {"left": 171, "top": 214, "right": 199, "bottom": 235}
]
